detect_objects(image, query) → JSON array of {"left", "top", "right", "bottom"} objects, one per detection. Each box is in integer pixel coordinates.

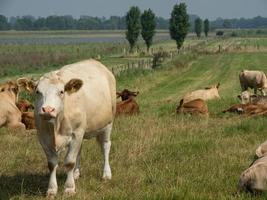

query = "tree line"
[
  {"left": 0, "top": 14, "right": 169, "bottom": 31},
  {"left": 0, "top": 14, "right": 267, "bottom": 31}
]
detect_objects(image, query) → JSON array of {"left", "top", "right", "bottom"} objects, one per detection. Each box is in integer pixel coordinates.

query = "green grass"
[{"left": 1, "top": 36, "right": 267, "bottom": 199}]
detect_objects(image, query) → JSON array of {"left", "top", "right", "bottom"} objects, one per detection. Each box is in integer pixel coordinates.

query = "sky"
[{"left": 0, "top": 0, "right": 267, "bottom": 20}]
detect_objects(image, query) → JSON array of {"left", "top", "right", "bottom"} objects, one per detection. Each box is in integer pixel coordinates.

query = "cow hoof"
[
  {"left": 64, "top": 187, "right": 76, "bottom": 196},
  {"left": 74, "top": 169, "right": 80, "bottom": 180},
  {"left": 102, "top": 175, "right": 112, "bottom": 181},
  {"left": 46, "top": 189, "right": 57, "bottom": 199}
]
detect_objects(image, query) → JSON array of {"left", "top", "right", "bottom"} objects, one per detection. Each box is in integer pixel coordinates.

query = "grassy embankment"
[{"left": 1, "top": 34, "right": 267, "bottom": 199}]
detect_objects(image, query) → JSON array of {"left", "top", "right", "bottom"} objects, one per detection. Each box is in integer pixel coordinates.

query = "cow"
[
  {"left": 239, "top": 70, "right": 267, "bottom": 95},
  {"left": 21, "top": 112, "right": 35, "bottom": 130},
  {"left": 116, "top": 89, "right": 139, "bottom": 116},
  {"left": 19, "top": 59, "right": 116, "bottom": 197},
  {"left": 238, "top": 155, "right": 267, "bottom": 193},
  {"left": 222, "top": 103, "right": 267, "bottom": 116},
  {"left": 176, "top": 98, "right": 209, "bottom": 116},
  {"left": 116, "top": 89, "right": 139, "bottom": 101},
  {"left": 16, "top": 99, "right": 34, "bottom": 112},
  {"left": 0, "top": 81, "right": 25, "bottom": 129},
  {"left": 238, "top": 91, "right": 267, "bottom": 105},
  {"left": 182, "top": 83, "right": 220, "bottom": 103}
]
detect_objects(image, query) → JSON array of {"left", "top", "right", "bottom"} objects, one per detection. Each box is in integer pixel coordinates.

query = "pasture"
[{"left": 1, "top": 32, "right": 267, "bottom": 199}]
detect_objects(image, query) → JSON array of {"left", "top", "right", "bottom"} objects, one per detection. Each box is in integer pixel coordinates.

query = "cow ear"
[
  {"left": 64, "top": 79, "right": 83, "bottom": 94},
  {"left": 134, "top": 91, "right": 139, "bottom": 96},
  {"left": 216, "top": 83, "right": 220, "bottom": 89},
  {"left": 179, "top": 99, "right": 184, "bottom": 106},
  {"left": 17, "top": 78, "right": 36, "bottom": 93}
]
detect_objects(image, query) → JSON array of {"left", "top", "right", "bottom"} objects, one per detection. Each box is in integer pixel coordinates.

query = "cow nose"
[{"left": 42, "top": 106, "right": 55, "bottom": 114}]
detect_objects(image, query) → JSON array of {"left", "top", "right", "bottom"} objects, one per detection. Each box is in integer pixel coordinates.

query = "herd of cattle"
[{"left": 1, "top": 59, "right": 267, "bottom": 196}]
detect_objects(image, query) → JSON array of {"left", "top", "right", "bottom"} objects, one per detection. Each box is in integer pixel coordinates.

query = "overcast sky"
[{"left": 0, "top": 0, "right": 266, "bottom": 20}]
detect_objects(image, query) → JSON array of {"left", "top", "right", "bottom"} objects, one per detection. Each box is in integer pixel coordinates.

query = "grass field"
[{"left": 1, "top": 34, "right": 267, "bottom": 199}]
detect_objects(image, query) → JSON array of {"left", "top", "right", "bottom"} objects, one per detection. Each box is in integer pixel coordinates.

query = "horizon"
[{"left": 0, "top": 0, "right": 266, "bottom": 21}]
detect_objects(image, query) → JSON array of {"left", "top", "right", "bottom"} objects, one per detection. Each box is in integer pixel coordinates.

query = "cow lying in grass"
[
  {"left": 16, "top": 99, "right": 35, "bottom": 130},
  {"left": 0, "top": 81, "right": 25, "bottom": 129},
  {"left": 116, "top": 89, "right": 139, "bottom": 116},
  {"left": 238, "top": 90, "right": 267, "bottom": 105},
  {"left": 183, "top": 83, "right": 220, "bottom": 103},
  {"left": 176, "top": 98, "right": 209, "bottom": 116},
  {"left": 238, "top": 137, "right": 267, "bottom": 193},
  {"left": 222, "top": 103, "right": 267, "bottom": 116},
  {"left": 238, "top": 155, "right": 267, "bottom": 194}
]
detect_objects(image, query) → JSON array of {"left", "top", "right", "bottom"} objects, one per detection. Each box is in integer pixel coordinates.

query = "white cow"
[
  {"left": 239, "top": 70, "right": 267, "bottom": 95},
  {"left": 20, "top": 59, "right": 116, "bottom": 197}
]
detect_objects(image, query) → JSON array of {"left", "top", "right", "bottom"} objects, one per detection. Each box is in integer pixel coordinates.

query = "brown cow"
[
  {"left": 16, "top": 99, "right": 35, "bottom": 130},
  {"left": 116, "top": 89, "right": 139, "bottom": 101},
  {"left": 21, "top": 112, "right": 35, "bottom": 130},
  {"left": 222, "top": 103, "right": 267, "bottom": 116},
  {"left": 0, "top": 81, "right": 25, "bottom": 129},
  {"left": 176, "top": 98, "right": 209, "bottom": 116},
  {"left": 116, "top": 89, "right": 139, "bottom": 116}
]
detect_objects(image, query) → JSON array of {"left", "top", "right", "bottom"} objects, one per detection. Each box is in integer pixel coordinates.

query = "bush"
[
  {"left": 152, "top": 51, "right": 170, "bottom": 69},
  {"left": 216, "top": 31, "right": 224, "bottom": 36},
  {"left": 231, "top": 32, "right": 238, "bottom": 37}
]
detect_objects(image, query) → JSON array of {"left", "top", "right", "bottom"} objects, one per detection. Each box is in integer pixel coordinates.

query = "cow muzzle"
[{"left": 40, "top": 106, "right": 56, "bottom": 118}]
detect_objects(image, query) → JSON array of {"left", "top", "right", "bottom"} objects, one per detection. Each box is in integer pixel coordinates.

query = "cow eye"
[
  {"left": 36, "top": 90, "right": 40, "bottom": 94},
  {"left": 59, "top": 90, "right": 64, "bottom": 95}
]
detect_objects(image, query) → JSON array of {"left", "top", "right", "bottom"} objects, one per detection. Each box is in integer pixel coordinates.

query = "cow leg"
[
  {"left": 74, "top": 146, "right": 81, "bottom": 180},
  {"left": 97, "top": 123, "right": 112, "bottom": 180},
  {"left": 64, "top": 130, "right": 84, "bottom": 195},
  {"left": 7, "top": 122, "right": 25, "bottom": 129},
  {"left": 46, "top": 154, "right": 58, "bottom": 198}
]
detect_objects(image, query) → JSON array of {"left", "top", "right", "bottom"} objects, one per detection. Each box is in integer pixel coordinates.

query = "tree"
[
  {"left": 204, "top": 19, "right": 209, "bottom": 37},
  {"left": 125, "top": 6, "right": 141, "bottom": 53},
  {"left": 0, "top": 15, "right": 8, "bottom": 30},
  {"left": 223, "top": 19, "right": 231, "bottom": 28},
  {"left": 169, "top": 3, "right": 190, "bottom": 50},
  {"left": 141, "top": 9, "right": 156, "bottom": 52},
  {"left": 194, "top": 17, "right": 202, "bottom": 38}
]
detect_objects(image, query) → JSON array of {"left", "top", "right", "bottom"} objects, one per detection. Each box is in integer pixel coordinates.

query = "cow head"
[
  {"left": 19, "top": 74, "right": 83, "bottom": 119},
  {"left": 237, "top": 91, "right": 255, "bottom": 104},
  {"left": 0, "top": 80, "right": 19, "bottom": 102},
  {"left": 117, "top": 89, "right": 139, "bottom": 101},
  {"left": 204, "top": 83, "right": 220, "bottom": 90}
]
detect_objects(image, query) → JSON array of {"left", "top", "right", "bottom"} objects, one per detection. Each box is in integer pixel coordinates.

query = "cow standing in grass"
[
  {"left": 20, "top": 59, "right": 116, "bottom": 197},
  {"left": 239, "top": 70, "right": 267, "bottom": 95}
]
